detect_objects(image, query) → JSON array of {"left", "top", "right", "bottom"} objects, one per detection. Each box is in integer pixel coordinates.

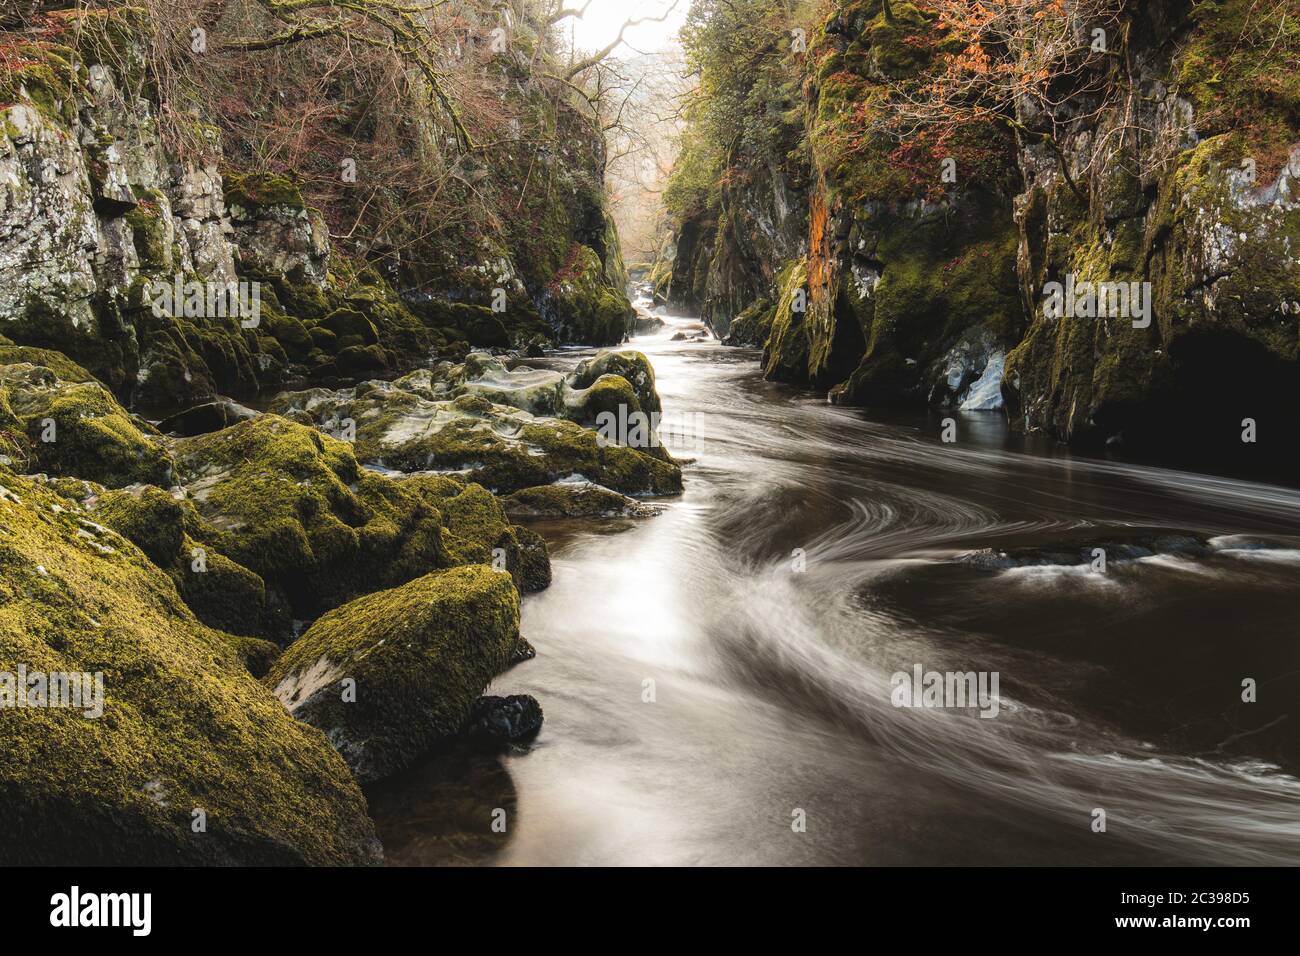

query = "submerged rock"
[
  {"left": 0, "top": 466, "right": 381, "bottom": 865},
  {"left": 463, "top": 695, "right": 544, "bottom": 746},
  {"left": 265, "top": 565, "right": 522, "bottom": 783}
]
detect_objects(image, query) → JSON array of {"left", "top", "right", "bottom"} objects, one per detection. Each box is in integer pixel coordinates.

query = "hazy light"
[{"left": 565, "top": 0, "right": 688, "bottom": 55}]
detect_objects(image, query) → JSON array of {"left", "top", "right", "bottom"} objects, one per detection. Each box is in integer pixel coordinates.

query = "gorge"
[{"left": 1, "top": 0, "right": 1298, "bottom": 869}]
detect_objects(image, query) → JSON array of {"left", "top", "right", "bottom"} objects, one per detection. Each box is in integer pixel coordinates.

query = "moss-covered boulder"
[
  {"left": 85, "top": 484, "right": 278, "bottom": 643},
  {"left": 568, "top": 350, "right": 661, "bottom": 416},
  {"left": 0, "top": 466, "right": 381, "bottom": 864},
  {"left": 265, "top": 565, "right": 521, "bottom": 782},
  {"left": 169, "top": 415, "right": 548, "bottom": 620},
  {"left": 0, "top": 362, "right": 175, "bottom": 488},
  {"left": 0, "top": 346, "right": 96, "bottom": 383},
  {"left": 270, "top": 384, "right": 682, "bottom": 497}
]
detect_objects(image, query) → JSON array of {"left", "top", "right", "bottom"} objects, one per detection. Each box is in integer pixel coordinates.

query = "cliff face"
[
  {"left": 667, "top": 0, "right": 1300, "bottom": 454},
  {"left": 0, "top": 3, "right": 632, "bottom": 410},
  {"left": 1004, "top": 0, "right": 1300, "bottom": 454}
]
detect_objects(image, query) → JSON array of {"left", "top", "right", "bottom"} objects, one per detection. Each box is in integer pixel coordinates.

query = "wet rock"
[
  {"left": 156, "top": 398, "right": 259, "bottom": 437},
  {"left": 463, "top": 695, "right": 544, "bottom": 746},
  {"left": 569, "top": 349, "right": 661, "bottom": 415},
  {"left": 634, "top": 312, "right": 665, "bottom": 334},
  {"left": 269, "top": 376, "right": 682, "bottom": 497},
  {"left": 500, "top": 480, "right": 665, "bottom": 518}
]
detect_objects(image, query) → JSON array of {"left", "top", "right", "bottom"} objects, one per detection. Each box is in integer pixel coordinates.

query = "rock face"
[
  {"left": 264, "top": 566, "right": 522, "bottom": 783},
  {"left": 666, "top": 0, "right": 1300, "bottom": 456},
  {"left": 0, "top": 6, "right": 635, "bottom": 418},
  {"left": 0, "top": 466, "right": 381, "bottom": 865}
]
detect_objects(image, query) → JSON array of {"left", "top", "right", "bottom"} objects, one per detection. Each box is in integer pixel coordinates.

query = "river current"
[{"left": 368, "top": 312, "right": 1300, "bottom": 866}]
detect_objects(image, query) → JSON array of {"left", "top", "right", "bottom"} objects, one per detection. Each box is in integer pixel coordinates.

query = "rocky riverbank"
[
  {"left": 0, "top": 1, "right": 678, "bottom": 864},
  {"left": 0, "top": 336, "right": 679, "bottom": 863}
]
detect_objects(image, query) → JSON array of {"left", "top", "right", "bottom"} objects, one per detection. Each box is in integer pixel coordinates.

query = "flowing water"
[{"left": 369, "top": 312, "right": 1300, "bottom": 866}]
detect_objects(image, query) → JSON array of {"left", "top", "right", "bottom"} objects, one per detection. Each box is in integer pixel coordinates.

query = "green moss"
[
  {"left": 762, "top": 261, "right": 813, "bottom": 382},
  {"left": 569, "top": 350, "right": 660, "bottom": 414},
  {"left": 124, "top": 199, "right": 170, "bottom": 269},
  {"left": 0, "top": 42, "right": 81, "bottom": 127},
  {"left": 170, "top": 414, "right": 551, "bottom": 618},
  {"left": 724, "top": 296, "right": 775, "bottom": 347},
  {"left": 500, "top": 482, "right": 659, "bottom": 519},
  {"left": 263, "top": 565, "right": 521, "bottom": 782},
  {"left": 88, "top": 484, "right": 278, "bottom": 643},
  {"left": 1, "top": 365, "right": 174, "bottom": 488},
  {"left": 0, "top": 465, "right": 381, "bottom": 865},
  {"left": 547, "top": 246, "right": 634, "bottom": 345},
  {"left": 222, "top": 172, "right": 307, "bottom": 211},
  {"left": 0, "top": 347, "right": 95, "bottom": 383}
]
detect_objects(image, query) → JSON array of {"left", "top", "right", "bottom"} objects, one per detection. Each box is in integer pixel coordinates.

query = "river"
[{"left": 367, "top": 311, "right": 1300, "bottom": 866}]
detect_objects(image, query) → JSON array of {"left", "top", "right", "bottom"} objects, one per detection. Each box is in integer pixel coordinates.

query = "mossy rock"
[
  {"left": 453, "top": 353, "right": 568, "bottom": 416},
  {"left": 265, "top": 565, "right": 522, "bottom": 783},
  {"left": 0, "top": 347, "right": 96, "bottom": 384},
  {"left": 222, "top": 172, "right": 307, "bottom": 211},
  {"left": 544, "top": 246, "right": 634, "bottom": 345},
  {"left": 0, "top": 466, "right": 381, "bottom": 865},
  {"left": 500, "top": 481, "right": 664, "bottom": 519},
  {"left": 88, "top": 484, "right": 279, "bottom": 642},
  {"left": 399, "top": 473, "right": 552, "bottom": 594},
  {"left": 335, "top": 344, "right": 389, "bottom": 376},
  {"left": 1, "top": 364, "right": 175, "bottom": 488},
  {"left": 568, "top": 349, "right": 661, "bottom": 415},
  {"left": 319, "top": 308, "right": 379, "bottom": 345},
  {"left": 270, "top": 374, "right": 682, "bottom": 496},
  {"left": 170, "top": 415, "right": 549, "bottom": 618},
  {"left": 170, "top": 415, "right": 441, "bottom": 617},
  {"left": 724, "top": 297, "right": 776, "bottom": 347}
]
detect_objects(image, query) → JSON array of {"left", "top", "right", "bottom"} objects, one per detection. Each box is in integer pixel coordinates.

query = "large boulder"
[
  {"left": 0, "top": 362, "right": 175, "bottom": 488},
  {"left": 568, "top": 350, "right": 661, "bottom": 415},
  {"left": 265, "top": 565, "right": 521, "bottom": 782},
  {"left": 0, "top": 466, "right": 381, "bottom": 865},
  {"left": 170, "top": 415, "right": 549, "bottom": 620}
]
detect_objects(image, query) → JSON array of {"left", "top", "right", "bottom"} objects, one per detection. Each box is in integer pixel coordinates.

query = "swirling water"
[{"left": 369, "top": 314, "right": 1300, "bottom": 866}]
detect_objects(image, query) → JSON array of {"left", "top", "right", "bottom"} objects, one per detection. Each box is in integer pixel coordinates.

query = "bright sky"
[{"left": 566, "top": 0, "right": 690, "bottom": 55}]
